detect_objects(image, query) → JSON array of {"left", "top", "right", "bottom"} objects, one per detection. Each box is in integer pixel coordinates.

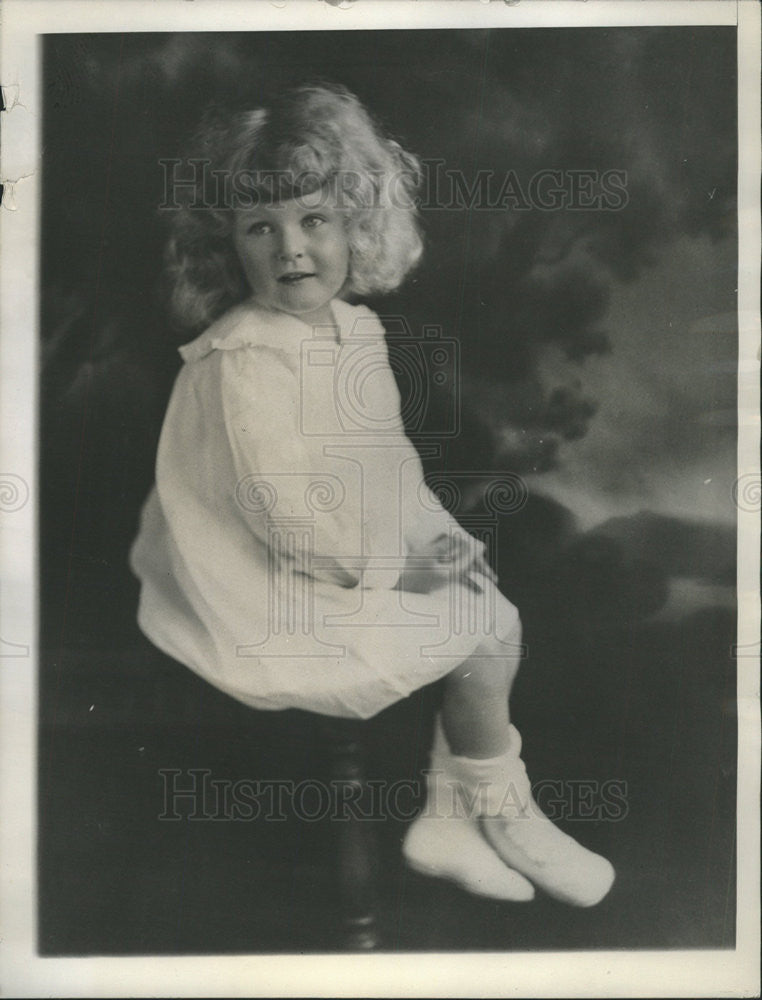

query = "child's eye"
[{"left": 247, "top": 221, "right": 273, "bottom": 236}]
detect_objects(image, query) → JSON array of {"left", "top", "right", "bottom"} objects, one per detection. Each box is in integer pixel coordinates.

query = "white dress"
[{"left": 129, "top": 298, "right": 520, "bottom": 719}]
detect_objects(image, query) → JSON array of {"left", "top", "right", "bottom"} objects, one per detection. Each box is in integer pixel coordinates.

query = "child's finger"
[
  {"left": 447, "top": 533, "right": 473, "bottom": 561},
  {"left": 482, "top": 561, "right": 498, "bottom": 582},
  {"left": 460, "top": 571, "right": 484, "bottom": 594},
  {"left": 483, "top": 561, "right": 499, "bottom": 583}
]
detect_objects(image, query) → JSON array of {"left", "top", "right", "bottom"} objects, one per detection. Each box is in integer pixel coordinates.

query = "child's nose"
[{"left": 276, "top": 225, "right": 306, "bottom": 261}]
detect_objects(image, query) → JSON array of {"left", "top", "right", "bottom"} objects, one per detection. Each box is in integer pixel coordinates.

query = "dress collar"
[{"left": 178, "top": 298, "right": 382, "bottom": 364}]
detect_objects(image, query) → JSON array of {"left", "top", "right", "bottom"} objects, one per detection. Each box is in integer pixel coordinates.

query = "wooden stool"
[{"left": 318, "top": 716, "right": 381, "bottom": 950}]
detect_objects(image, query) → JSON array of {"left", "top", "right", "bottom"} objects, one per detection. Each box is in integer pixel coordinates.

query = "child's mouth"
[{"left": 278, "top": 272, "right": 315, "bottom": 285}]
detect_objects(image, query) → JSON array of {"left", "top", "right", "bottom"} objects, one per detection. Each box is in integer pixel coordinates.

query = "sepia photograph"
[{"left": 1, "top": 1, "right": 759, "bottom": 996}]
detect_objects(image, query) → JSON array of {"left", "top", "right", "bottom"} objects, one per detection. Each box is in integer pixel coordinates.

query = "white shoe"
[
  {"left": 401, "top": 716, "right": 534, "bottom": 902},
  {"left": 403, "top": 811, "right": 535, "bottom": 901},
  {"left": 448, "top": 725, "right": 616, "bottom": 908},
  {"left": 479, "top": 812, "right": 615, "bottom": 908}
]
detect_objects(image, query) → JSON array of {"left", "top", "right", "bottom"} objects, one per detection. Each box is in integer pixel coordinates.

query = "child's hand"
[
  {"left": 468, "top": 546, "right": 498, "bottom": 585},
  {"left": 394, "top": 532, "right": 496, "bottom": 594}
]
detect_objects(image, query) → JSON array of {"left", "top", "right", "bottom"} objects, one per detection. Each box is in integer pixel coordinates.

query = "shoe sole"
[{"left": 404, "top": 853, "right": 535, "bottom": 901}]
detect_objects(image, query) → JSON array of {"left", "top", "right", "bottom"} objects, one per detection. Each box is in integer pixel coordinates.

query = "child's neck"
[{"left": 295, "top": 302, "right": 338, "bottom": 331}]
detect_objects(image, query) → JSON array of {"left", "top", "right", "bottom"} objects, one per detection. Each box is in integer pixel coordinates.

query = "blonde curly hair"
[{"left": 165, "top": 83, "right": 424, "bottom": 333}]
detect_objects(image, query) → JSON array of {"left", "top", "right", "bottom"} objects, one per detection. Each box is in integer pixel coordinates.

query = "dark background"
[{"left": 40, "top": 28, "right": 737, "bottom": 953}]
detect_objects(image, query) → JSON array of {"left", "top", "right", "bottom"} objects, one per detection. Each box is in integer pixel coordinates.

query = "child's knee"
[
  {"left": 477, "top": 605, "right": 523, "bottom": 676},
  {"left": 478, "top": 601, "right": 522, "bottom": 657},
  {"left": 495, "top": 599, "right": 522, "bottom": 646},
  {"left": 451, "top": 642, "right": 519, "bottom": 694}
]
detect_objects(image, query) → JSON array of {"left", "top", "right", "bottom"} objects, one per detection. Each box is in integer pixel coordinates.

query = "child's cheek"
[{"left": 232, "top": 240, "right": 249, "bottom": 275}]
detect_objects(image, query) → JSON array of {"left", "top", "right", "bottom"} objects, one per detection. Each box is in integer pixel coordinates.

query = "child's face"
[{"left": 232, "top": 189, "right": 350, "bottom": 326}]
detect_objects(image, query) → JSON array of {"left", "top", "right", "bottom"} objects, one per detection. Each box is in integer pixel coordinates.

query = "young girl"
[{"left": 130, "top": 83, "right": 614, "bottom": 907}]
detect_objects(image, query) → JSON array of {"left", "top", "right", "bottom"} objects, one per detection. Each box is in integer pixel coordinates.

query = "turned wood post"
[{"left": 319, "top": 717, "right": 380, "bottom": 951}]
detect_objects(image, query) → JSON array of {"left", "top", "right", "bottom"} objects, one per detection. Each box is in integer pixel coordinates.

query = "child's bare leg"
[{"left": 441, "top": 639, "right": 519, "bottom": 758}]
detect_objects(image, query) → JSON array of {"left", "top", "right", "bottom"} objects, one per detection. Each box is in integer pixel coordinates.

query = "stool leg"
[{"left": 322, "top": 719, "right": 381, "bottom": 951}]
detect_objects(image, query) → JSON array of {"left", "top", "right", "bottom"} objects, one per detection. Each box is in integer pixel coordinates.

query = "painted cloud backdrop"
[{"left": 39, "top": 28, "right": 737, "bottom": 951}]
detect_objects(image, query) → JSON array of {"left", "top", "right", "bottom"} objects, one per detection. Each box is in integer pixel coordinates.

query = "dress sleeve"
[
  {"left": 400, "top": 447, "right": 486, "bottom": 556},
  {"left": 220, "top": 346, "right": 365, "bottom": 589}
]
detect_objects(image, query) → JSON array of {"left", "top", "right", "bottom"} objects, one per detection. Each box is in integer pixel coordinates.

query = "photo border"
[{"left": 1, "top": 1, "right": 758, "bottom": 996}]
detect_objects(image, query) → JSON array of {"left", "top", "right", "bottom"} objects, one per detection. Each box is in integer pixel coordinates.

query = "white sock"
[{"left": 444, "top": 724, "right": 532, "bottom": 818}]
